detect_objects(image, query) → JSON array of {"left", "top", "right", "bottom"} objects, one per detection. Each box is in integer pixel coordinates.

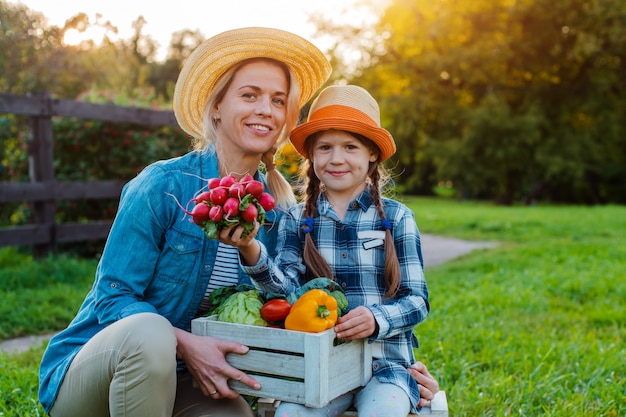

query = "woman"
[{"left": 38, "top": 27, "right": 332, "bottom": 417}]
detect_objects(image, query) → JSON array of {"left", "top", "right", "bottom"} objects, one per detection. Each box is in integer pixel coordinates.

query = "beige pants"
[{"left": 50, "top": 313, "right": 254, "bottom": 417}]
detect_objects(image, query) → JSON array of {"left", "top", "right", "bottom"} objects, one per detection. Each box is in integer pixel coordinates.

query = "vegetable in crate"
[
  {"left": 215, "top": 289, "right": 268, "bottom": 327},
  {"left": 287, "top": 277, "right": 349, "bottom": 316},
  {"left": 284, "top": 289, "right": 338, "bottom": 332},
  {"left": 206, "top": 284, "right": 256, "bottom": 316},
  {"left": 260, "top": 298, "right": 291, "bottom": 322}
]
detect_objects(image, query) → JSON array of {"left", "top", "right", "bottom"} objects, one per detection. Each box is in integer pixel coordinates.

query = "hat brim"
[
  {"left": 173, "top": 27, "right": 332, "bottom": 139},
  {"left": 290, "top": 118, "right": 396, "bottom": 162}
]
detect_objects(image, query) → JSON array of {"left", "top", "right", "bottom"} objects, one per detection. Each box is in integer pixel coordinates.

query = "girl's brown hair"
[{"left": 298, "top": 131, "right": 401, "bottom": 299}]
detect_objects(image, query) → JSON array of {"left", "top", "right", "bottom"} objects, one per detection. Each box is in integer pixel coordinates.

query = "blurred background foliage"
[{"left": 1, "top": 0, "right": 625, "bottom": 212}]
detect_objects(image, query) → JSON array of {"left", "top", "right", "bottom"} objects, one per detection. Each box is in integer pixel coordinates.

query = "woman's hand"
[
  {"left": 174, "top": 328, "right": 260, "bottom": 399},
  {"left": 217, "top": 222, "right": 261, "bottom": 266},
  {"left": 334, "top": 306, "right": 376, "bottom": 340},
  {"left": 408, "top": 361, "right": 440, "bottom": 407}
]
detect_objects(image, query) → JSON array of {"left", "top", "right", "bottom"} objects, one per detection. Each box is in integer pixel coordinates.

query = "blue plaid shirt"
[{"left": 242, "top": 188, "right": 429, "bottom": 412}]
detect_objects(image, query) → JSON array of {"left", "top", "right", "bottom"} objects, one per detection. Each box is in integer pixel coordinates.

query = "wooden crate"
[{"left": 191, "top": 316, "right": 372, "bottom": 408}]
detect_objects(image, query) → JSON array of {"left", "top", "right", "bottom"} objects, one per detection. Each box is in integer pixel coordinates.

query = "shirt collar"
[{"left": 319, "top": 185, "right": 374, "bottom": 215}]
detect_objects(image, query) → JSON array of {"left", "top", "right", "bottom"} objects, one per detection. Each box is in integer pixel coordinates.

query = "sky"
[{"left": 15, "top": 0, "right": 384, "bottom": 61}]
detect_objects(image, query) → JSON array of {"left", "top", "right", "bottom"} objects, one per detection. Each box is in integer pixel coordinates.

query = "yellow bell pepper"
[{"left": 284, "top": 289, "right": 338, "bottom": 332}]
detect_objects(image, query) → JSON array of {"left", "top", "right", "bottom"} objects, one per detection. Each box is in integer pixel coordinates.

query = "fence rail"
[{"left": 0, "top": 91, "right": 179, "bottom": 256}]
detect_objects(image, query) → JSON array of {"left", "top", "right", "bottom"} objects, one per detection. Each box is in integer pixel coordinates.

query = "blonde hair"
[
  {"left": 298, "top": 132, "right": 400, "bottom": 299},
  {"left": 196, "top": 58, "right": 299, "bottom": 208}
]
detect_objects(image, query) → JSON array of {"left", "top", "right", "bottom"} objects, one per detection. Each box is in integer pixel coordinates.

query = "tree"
[
  {"left": 147, "top": 29, "right": 206, "bottom": 102},
  {"left": 0, "top": 1, "right": 63, "bottom": 94},
  {"left": 317, "top": 0, "right": 626, "bottom": 204}
]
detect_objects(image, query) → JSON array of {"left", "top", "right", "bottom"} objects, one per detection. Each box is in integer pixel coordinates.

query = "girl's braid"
[
  {"left": 302, "top": 161, "right": 334, "bottom": 280},
  {"left": 369, "top": 163, "right": 401, "bottom": 299}
]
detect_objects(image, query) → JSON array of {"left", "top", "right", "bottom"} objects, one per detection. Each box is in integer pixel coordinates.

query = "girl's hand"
[
  {"left": 334, "top": 306, "right": 376, "bottom": 340},
  {"left": 408, "top": 361, "right": 440, "bottom": 407},
  {"left": 174, "top": 329, "right": 260, "bottom": 399}
]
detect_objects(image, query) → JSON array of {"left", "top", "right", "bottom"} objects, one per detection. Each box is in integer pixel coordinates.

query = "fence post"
[{"left": 27, "top": 91, "right": 56, "bottom": 257}]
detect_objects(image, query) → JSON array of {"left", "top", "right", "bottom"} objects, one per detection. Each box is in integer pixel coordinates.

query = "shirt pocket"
[
  {"left": 154, "top": 227, "right": 203, "bottom": 284},
  {"left": 356, "top": 244, "right": 385, "bottom": 279}
]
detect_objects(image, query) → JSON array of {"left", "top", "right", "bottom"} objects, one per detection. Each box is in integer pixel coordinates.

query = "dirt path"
[{"left": 420, "top": 233, "right": 498, "bottom": 268}]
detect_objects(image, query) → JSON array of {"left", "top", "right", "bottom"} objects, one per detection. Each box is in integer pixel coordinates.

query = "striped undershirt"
[{"left": 197, "top": 242, "right": 240, "bottom": 315}]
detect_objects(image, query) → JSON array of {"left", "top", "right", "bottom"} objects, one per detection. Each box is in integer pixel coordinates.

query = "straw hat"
[
  {"left": 290, "top": 85, "right": 396, "bottom": 161},
  {"left": 173, "top": 27, "right": 332, "bottom": 139}
]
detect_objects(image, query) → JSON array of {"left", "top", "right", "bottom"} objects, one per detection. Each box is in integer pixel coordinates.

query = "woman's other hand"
[{"left": 174, "top": 329, "right": 260, "bottom": 399}]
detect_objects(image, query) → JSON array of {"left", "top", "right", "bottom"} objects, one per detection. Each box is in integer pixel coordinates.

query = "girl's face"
[
  {"left": 214, "top": 60, "right": 289, "bottom": 157},
  {"left": 311, "top": 130, "right": 378, "bottom": 200}
]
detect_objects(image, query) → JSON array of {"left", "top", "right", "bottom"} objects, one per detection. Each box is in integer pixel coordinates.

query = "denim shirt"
[{"left": 38, "top": 145, "right": 281, "bottom": 413}]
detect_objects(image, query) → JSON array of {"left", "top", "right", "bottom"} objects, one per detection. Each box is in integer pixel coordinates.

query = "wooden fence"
[{"left": 0, "top": 91, "right": 178, "bottom": 257}]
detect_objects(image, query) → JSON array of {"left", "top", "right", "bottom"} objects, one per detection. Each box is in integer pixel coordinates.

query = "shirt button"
[
  {"left": 341, "top": 253, "right": 347, "bottom": 258},
  {"left": 110, "top": 283, "right": 117, "bottom": 288},
  {"left": 341, "top": 282, "right": 347, "bottom": 288},
  {"left": 177, "top": 244, "right": 185, "bottom": 251},
  {"left": 351, "top": 202, "right": 358, "bottom": 208},
  {"left": 204, "top": 265, "right": 211, "bottom": 271}
]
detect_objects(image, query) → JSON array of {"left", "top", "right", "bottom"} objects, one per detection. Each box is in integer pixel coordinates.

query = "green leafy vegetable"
[{"left": 215, "top": 289, "right": 268, "bottom": 326}]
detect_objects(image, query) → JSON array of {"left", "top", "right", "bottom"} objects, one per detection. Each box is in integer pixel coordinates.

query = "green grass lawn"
[{"left": 1, "top": 197, "right": 624, "bottom": 416}]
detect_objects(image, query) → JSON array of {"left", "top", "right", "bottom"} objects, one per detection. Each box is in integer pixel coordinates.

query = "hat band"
[{"left": 307, "top": 105, "right": 379, "bottom": 128}]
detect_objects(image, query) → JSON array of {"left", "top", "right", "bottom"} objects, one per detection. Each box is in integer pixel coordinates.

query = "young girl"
[{"left": 231, "top": 85, "right": 430, "bottom": 416}]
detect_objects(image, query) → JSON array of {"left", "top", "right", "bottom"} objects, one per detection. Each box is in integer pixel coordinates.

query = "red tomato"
[{"left": 260, "top": 299, "right": 291, "bottom": 322}]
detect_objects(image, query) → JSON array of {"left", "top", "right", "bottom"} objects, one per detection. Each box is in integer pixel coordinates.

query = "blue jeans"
[{"left": 275, "top": 377, "right": 411, "bottom": 417}]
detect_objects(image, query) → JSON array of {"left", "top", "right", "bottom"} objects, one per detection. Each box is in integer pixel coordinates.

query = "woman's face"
[{"left": 214, "top": 59, "right": 289, "bottom": 157}]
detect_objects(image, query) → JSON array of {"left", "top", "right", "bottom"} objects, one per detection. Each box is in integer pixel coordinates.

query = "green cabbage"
[{"left": 215, "top": 289, "right": 268, "bottom": 327}]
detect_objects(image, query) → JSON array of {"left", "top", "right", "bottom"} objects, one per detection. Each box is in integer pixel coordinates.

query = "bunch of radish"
[{"left": 177, "top": 174, "right": 276, "bottom": 239}]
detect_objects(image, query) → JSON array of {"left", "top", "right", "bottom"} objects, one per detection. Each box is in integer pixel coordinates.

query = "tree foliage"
[
  {"left": 2, "top": 0, "right": 625, "bottom": 204},
  {"left": 0, "top": 0, "right": 204, "bottom": 101},
  {"left": 324, "top": 0, "right": 626, "bottom": 204}
]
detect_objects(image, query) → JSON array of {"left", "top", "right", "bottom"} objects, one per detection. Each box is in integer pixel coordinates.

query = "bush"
[{"left": 1, "top": 88, "right": 191, "bottom": 256}]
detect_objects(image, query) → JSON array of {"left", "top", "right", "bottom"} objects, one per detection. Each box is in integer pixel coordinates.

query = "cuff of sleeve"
[
  {"left": 368, "top": 306, "right": 389, "bottom": 341},
  {"left": 241, "top": 242, "right": 270, "bottom": 275},
  {"left": 117, "top": 301, "right": 159, "bottom": 321}
]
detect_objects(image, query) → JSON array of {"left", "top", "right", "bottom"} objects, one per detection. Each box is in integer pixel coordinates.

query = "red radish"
[
  {"left": 172, "top": 174, "right": 273, "bottom": 240},
  {"left": 240, "top": 173, "right": 254, "bottom": 184},
  {"left": 209, "top": 205, "right": 224, "bottom": 222},
  {"left": 207, "top": 178, "right": 221, "bottom": 190},
  {"left": 241, "top": 203, "right": 258, "bottom": 222},
  {"left": 245, "top": 180, "right": 264, "bottom": 197},
  {"left": 223, "top": 198, "right": 240, "bottom": 217},
  {"left": 219, "top": 175, "right": 238, "bottom": 188},
  {"left": 210, "top": 187, "right": 228, "bottom": 205},
  {"left": 194, "top": 191, "right": 212, "bottom": 204},
  {"left": 258, "top": 192, "right": 276, "bottom": 211},
  {"left": 228, "top": 183, "right": 246, "bottom": 199},
  {"left": 191, "top": 203, "right": 211, "bottom": 225}
]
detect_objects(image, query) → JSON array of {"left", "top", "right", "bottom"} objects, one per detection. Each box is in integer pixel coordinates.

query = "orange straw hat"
[
  {"left": 290, "top": 85, "right": 396, "bottom": 161},
  {"left": 173, "top": 27, "right": 332, "bottom": 139}
]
